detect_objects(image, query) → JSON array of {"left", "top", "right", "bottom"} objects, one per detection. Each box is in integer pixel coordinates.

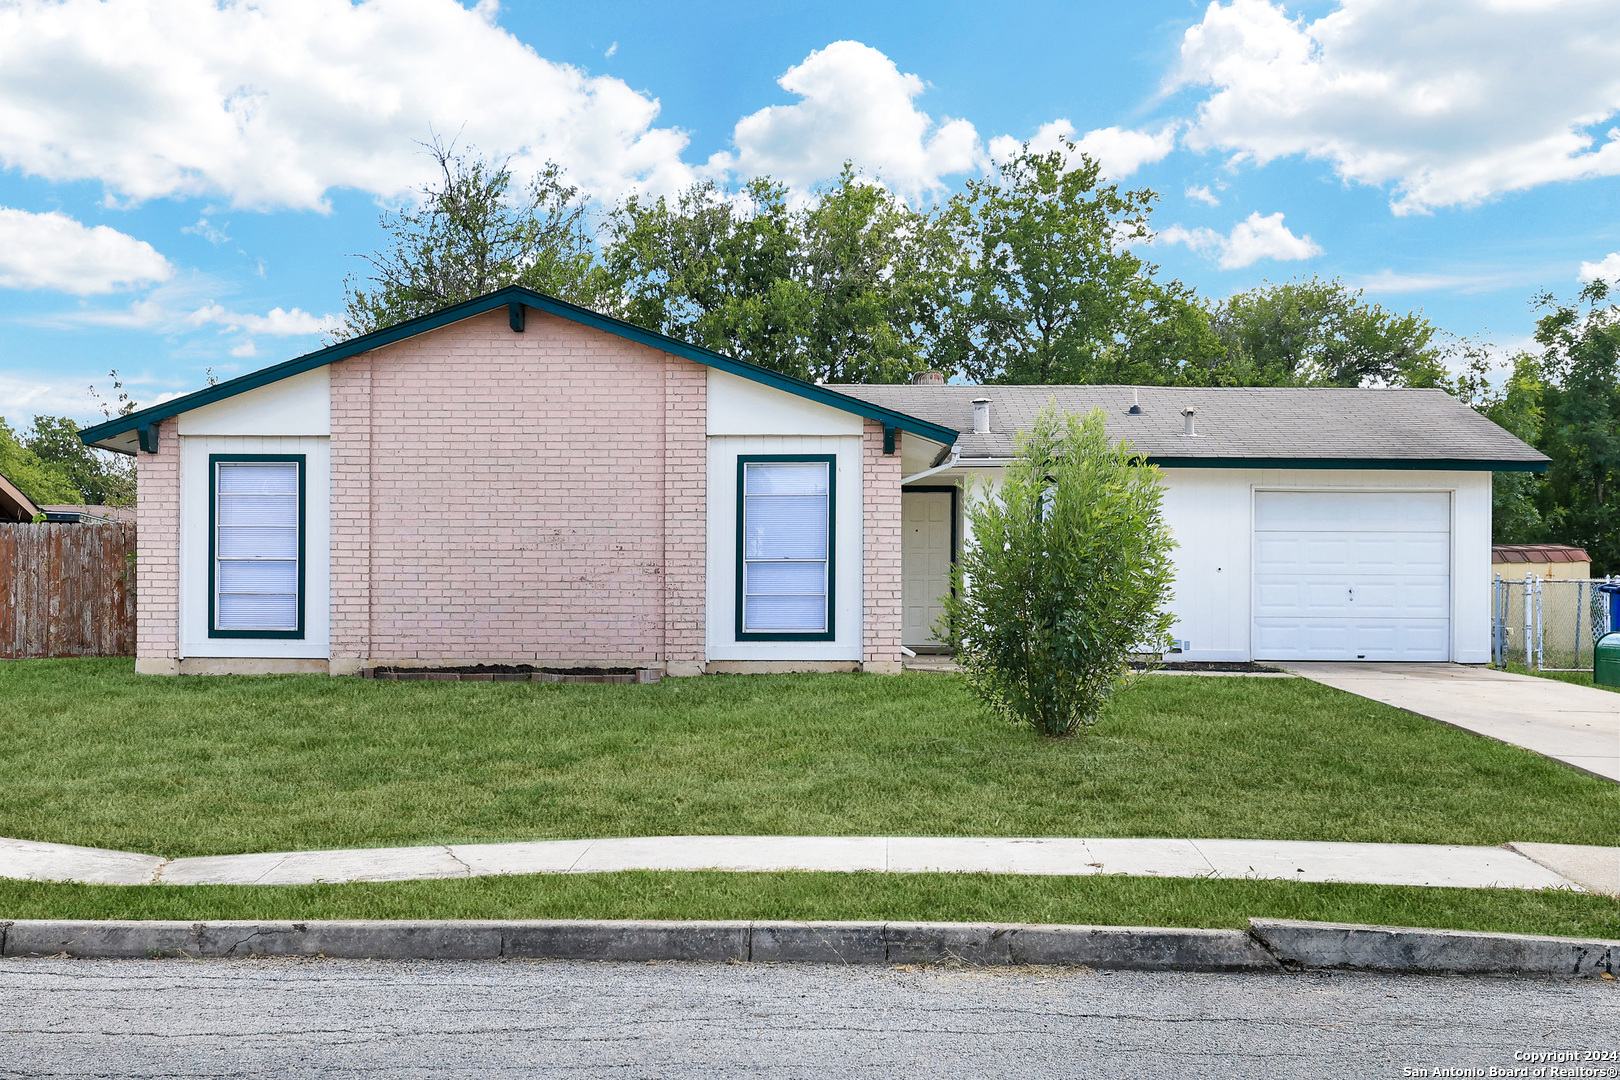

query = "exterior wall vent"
[{"left": 972, "top": 398, "right": 991, "bottom": 434}]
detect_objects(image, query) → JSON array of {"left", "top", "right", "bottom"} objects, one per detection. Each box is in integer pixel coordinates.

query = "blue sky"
[{"left": 2, "top": 0, "right": 1619, "bottom": 425}]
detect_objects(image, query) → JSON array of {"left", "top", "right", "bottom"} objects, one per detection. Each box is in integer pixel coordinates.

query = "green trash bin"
[{"left": 1596, "top": 632, "right": 1620, "bottom": 687}]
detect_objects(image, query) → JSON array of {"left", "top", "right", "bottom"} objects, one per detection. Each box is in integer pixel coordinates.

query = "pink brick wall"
[
  {"left": 329, "top": 355, "right": 372, "bottom": 664},
  {"left": 328, "top": 308, "right": 706, "bottom": 665},
  {"left": 135, "top": 422, "right": 180, "bottom": 663},
  {"left": 862, "top": 420, "right": 903, "bottom": 667}
]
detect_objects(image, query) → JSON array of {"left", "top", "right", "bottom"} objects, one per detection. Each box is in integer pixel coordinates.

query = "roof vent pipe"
[
  {"left": 911, "top": 370, "right": 945, "bottom": 386},
  {"left": 972, "top": 398, "right": 991, "bottom": 434},
  {"left": 1181, "top": 407, "right": 1198, "bottom": 437}
]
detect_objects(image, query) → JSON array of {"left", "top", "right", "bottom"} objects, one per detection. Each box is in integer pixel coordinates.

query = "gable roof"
[
  {"left": 832, "top": 384, "right": 1549, "bottom": 471},
  {"left": 79, "top": 286, "right": 960, "bottom": 453},
  {"left": 0, "top": 471, "right": 41, "bottom": 522}
]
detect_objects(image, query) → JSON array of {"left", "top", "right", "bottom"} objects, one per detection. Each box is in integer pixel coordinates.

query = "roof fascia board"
[
  {"left": 953, "top": 455, "right": 1546, "bottom": 473},
  {"left": 1143, "top": 456, "right": 1548, "bottom": 472},
  {"left": 80, "top": 286, "right": 958, "bottom": 448}
]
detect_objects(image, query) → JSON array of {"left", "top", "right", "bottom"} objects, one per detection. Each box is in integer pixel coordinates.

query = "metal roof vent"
[
  {"left": 972, "top": 398, "right": 991, "bottom": 434},
  {"left": 911, "top": 371, "right": 945, "bottom": 386},
  {"left": 1181, "top": 406, "right": 1199, "bottom": 437},
  {"left": 1128, "top": 389, "right": 1142, "bottom": 415}
]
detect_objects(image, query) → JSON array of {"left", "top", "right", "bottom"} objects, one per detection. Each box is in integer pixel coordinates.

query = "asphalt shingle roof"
[{"left": 829, "top": 384, "right": 1548, "bottom": 468}]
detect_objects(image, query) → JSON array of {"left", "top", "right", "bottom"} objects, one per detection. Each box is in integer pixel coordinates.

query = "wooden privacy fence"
[{"left": 0, "top": 523, "right": 136, "bottom": 658}]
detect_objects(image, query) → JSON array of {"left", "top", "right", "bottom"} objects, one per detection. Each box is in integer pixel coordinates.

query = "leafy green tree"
[
  {"left": 602, "top": 167, "right": 938, "bottom": 383},
  {"left": 24, "top": 415, "right": 134, "bottom": 506},
  {"left": 942, "top": 405, "right": 1177, "bottom": 737},
  {"left": 796, "top": 167, "right": 943, "bottom": 383},
  {"left": 1530, "top": 281, "right": 1620, "bottom": 572},
  {"left": 935, "top": 143, "right": 1223, "bottom": 386},
  {"left": 1451, "top": 346, "right": 1547, "bottom": 545},
  {"left": 0, "top": 419, "right": 80, "bottom": 505},
  {"left": 603, "top": 177, "right": 809, "bottom": 375},
  {"left": 339, "top": 142, "right": 603, "bottom": 338},
  {"left": 1207, "top": 276, "right": 1447, "bottom": 387}
]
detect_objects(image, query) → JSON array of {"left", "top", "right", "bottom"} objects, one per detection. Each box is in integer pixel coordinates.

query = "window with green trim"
[
  {"left": 210, "top": 455, "right": 305, "bottom": 638},
  {"left": 737, "top": 456, "right": 835, "bottom": 640}
]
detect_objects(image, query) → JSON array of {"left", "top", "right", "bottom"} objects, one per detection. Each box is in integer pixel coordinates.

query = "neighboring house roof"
[
  {"left": 1492, "top": 544, "right": 1590, "bottom": 564},
  {"left": 0, "top": 472, "right": 40, "bottom": 522},
  {"left": 78, "top": 286, "right": 959, "bottom": 454},
  {"left": 831, "top": 384, "right": 1549, "bottom": 471},
  {"left": 38, "top": 504, "right": 134, "bottom": 524}
]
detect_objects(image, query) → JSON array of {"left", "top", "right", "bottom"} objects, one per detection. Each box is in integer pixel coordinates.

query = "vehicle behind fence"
[
  {"left": 0, "top": 522, "right": 136, "bottom": 658},
  {"left": 1492, "top": 574, "right": 1616, "bottom": 671}
]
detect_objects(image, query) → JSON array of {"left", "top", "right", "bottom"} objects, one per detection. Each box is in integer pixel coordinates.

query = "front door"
[{"left": 902, "top": 490, "right": 954, "bottom": 648}]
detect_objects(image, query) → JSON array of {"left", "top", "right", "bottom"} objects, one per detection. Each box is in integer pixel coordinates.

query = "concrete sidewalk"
[
  {"left": 0, "top": 834, "right": 1608, "bottom": 893},
  {"left": 1282, "top": 662, "right": 1620, "bottom": 782}
]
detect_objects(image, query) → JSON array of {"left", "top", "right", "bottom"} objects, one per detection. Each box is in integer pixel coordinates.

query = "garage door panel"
[
  {"left": 1253, "top": 491, "right": 1450, "bottom": 662},
  {"left": 1255, "top": 490, "right": 1451, "bottom": 532},
  {"left": 1253, "top": 619, "right": 1451, "bottom": 661}
]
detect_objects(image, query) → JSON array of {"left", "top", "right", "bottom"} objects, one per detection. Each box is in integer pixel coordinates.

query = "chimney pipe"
[
  {"left": 911, "top": 370, "right": 945, "bottom": 386},
  {"left": 1181, "top": 407, "right": 1198, "bottom": 437},
  {"left": 972, "top": 398, "right": 991, "bottom": 434}
]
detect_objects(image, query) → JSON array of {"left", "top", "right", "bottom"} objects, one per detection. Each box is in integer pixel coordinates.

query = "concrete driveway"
[{"left": 1281, "top": 662, "right": 1620, "bottom": 782}]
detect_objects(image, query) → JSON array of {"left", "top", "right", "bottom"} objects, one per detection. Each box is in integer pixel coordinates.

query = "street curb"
[
  {"left": 0, "top": 919, "right": 1274, "bottom": 969},
  {"left": 1248, "top": 919, "right": 1619, "bottom": 978},
  {"left": 2, "top": 918, "right": 1615, "bottom": 976}
]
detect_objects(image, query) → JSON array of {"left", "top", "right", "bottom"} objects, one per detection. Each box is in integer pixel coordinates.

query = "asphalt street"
[{"left": 3, "top": 957, "right": 1616, "bottom": 1078}]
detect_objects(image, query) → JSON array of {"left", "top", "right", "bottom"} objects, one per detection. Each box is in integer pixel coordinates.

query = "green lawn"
[
  {"left": 1, "top": 659, "right": 1614, "bottom": 858},
  {"left": 1505, "top": 661, "right": 1620, "bottom": 693},
  {"left": 0, "top": 873, "right": 1613, "bottom": 941}
]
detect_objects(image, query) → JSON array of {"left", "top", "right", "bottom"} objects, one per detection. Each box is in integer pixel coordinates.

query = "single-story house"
[
  {"left": 1492, "top": 543, "right": 1592, "bottom": 581},
  {"left": 80, "top": 286, "right": 1547, "bottom": 675}
]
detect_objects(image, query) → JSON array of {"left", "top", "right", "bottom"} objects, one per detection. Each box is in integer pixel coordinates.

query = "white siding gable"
[{"left": 177, "top": 367, "right": 330, "bottom": 436}]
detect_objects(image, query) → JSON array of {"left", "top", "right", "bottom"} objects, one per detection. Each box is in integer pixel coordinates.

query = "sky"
[{"left": 2, "top": 0, "right": 1620, "bottom": 426}]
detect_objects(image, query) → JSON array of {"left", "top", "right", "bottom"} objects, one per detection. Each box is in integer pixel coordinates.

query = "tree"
[
  {"left": 942, "top": 405, "right": 1177, "bottom": 736},
  {"left": 602, "top": 167, "right": 939, "bottom": 383},
  {"left": 1207, "top": 276, "right": 1447, "bottom": 387},
  {"left": 339, "top": 142, "right": 602, "bottom": 338},
  {"left": 24, "top": 415, "right": 134, "bottom": 506},
  {"left": 795, "top": 167, "right": 943, "bottom": 383},
  {"left": 1451, "top": 346, "right": 1546, "bottom": 545},
  {"left": 0, "top": 419, "right": 80, "bottom": 505},
  {"left": 935, "top": 142, "right": 1223, "bottom": 386},
  {"left": 1530, "top": 281, "right": 1620, "bottom": 572},
  {"left": 603, "top": 177, "right": 809, "bottom": 376}
]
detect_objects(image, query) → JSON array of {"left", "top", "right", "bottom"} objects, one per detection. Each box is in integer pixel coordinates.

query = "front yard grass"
[
  {"left": 1, "top": 659, "right": 1614, "bottom": 858},
  {"left": 0, "top": 873, "right": 1613, "bottom": 941}
]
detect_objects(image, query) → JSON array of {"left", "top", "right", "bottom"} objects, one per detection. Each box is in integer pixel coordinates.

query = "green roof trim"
[
  {"left": 79, "top": 286, "right": 961, "bottom": 450},
  {"left": 1142, "top": 456, "right": 1548, "bottom": 473}
]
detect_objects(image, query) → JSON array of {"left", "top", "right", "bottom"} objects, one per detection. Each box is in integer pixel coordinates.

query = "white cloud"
[
  {"left": 182, "top": 217, "right": 229, "bottom": 245},
  {"left": 710, "top": 41, "right": 984, "bottom": 202},
  {"left": 1158, "top": 210, "right": 1322, "bottom": 269},
  {"left": 1578, "top": 252, "right": 1620, "bottom": 283},
  {"left": 1172, "top": 0, "right": 1620, "bottom": 215},
  {"left": 185, "top": 303, "right": 337, "bottom": 337},
  {"left": 1185, "top": 184, "right": 1220, "bottom": 206},
  {"left": 0, "top": 206, "right": 172, "bottom": 293},
  {"left": 1356, "top": 269, "right": 1522, "bottom": 294},
  {"left": 0, "top": 0, "right": 701, "bottom": 210},
  {"left": 987, "top": 119, "right": 1178, "bottom": 181}
]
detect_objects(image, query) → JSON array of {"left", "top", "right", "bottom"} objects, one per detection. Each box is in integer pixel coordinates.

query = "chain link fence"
[{"left": 1492, "top": 575, "right": 1618, "bottom": 670}]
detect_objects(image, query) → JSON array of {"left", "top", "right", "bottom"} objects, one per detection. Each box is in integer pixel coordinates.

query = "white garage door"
[{"left": 1253, "top": 491, "right": 1451, "bottom": 662}]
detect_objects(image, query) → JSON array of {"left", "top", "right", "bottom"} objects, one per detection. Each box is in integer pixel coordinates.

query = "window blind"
[
  {"left": 215, "top": 460, "right": 300, "bottom": 632},
  {"left": 742, "top": 460, "right": 830, "bottom": 633}
]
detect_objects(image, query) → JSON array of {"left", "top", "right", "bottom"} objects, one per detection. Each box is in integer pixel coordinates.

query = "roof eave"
[{"left": 954, "top": 454, "right": 1549, "bottom": 473}]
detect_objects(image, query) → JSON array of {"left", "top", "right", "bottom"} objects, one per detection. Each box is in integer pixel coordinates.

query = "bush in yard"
[{"left": 942, "top": 404, "right": 1176, "bottom": 736}]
